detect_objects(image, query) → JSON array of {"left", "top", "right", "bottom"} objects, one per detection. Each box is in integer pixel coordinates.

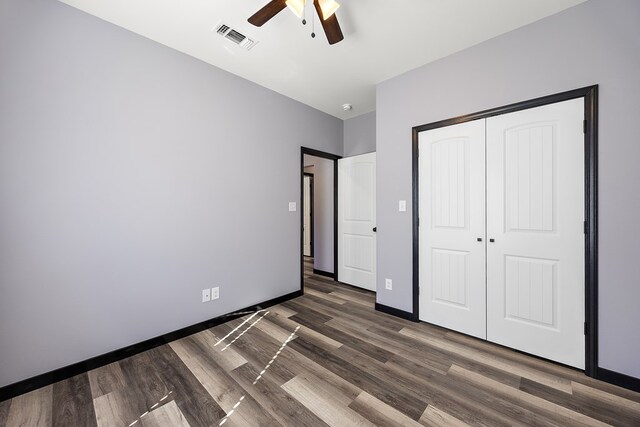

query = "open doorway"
[
  {"left": 300, "top": 148, "right": 340, "bottom": 291},
  {"left": 303, "top": 173, "right": 314, "bottom": 257}
]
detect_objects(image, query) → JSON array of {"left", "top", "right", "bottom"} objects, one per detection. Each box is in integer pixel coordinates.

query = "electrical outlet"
[
  {"left": 289, "top": 202, "right": 297, "bottom": 212},
  {"left": 385, "top": 279, "right": 393, "bottom": 290},
  {"left": 211, "top": 286, "right": 220, "bottom": 300},
  {"left": 202, "top": 288, "right": 211, "bottom": 303},
  {"left": 399, "top": 200, "right": 407, "bottom": 212}
]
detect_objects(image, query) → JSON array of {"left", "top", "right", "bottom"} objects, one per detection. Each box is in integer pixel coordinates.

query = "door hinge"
[
  {"left": 584, "top": 220, "right": 588, "bottom": 234},
  {"left": 584, "top": 322, "right": 588, "bottom": 335},
  {"left": 583, "top": 120, "right": 587, "bottom": 134}
]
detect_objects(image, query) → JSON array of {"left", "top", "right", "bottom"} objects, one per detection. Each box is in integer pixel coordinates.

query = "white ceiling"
[{"left": 58, "top": 0, "right": 585, "bottom": 119}]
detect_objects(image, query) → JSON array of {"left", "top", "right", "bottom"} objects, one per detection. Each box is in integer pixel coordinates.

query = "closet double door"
[{"left": 418, "top": 99, "right": 585, "bottom": 369}]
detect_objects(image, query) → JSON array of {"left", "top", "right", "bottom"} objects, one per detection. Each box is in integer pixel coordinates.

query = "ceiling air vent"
[{"left": 215, "top": 24, "right": 257, "bottom": 51}]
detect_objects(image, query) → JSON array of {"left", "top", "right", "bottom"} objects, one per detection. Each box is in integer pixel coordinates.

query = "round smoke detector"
[{"left": 342, "top": 104, "right": 353, "bottom": 111}]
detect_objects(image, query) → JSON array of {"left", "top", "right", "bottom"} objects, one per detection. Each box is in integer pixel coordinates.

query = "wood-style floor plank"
[
  {"left": 383, "top": 354, "right": 534, "bottom": 427},
  {"left": 420, "top": 405, "right": 470, "bottom": 427},
  {"left": 229, "top": 363, "right": 327, "bottom": 427},
  {"left": 287, "top": 305, "right": 395, "bottom": 363},
  {"left": 252, "top": 314, "right": 302, "bottom": 344},
  {"left": 0, "top": 399, "right": 10, "bottom": 427},
  {"left": 400, "top": 327, "right": 574, "bottom": 394},
  {"left": 289, "top": 295, "right": 407, "bottom": 334},
  {"left": 93, "top": 389, "right": 147, "bottom": 427},
  {"left": 339, "top": 341, "right": 534, "bottom": 426},
  {"left": 443, "top": 329, "right": 631, "bottom": 400},
  {"left": 276, "top": 346, "right": 362, "bottom": 401},
  {"left": 87, "top": 362, "right": 127, "bottom": 400},
  {"left": 571, "top": 379, "right": 640, "bottom": 414},
  {"left": 190, "top": 329, "right": 248, "bottom": 372},
  {"left": 328, "top": 290, "right": 374, "bottom": 308},
  {"left": 281, "top": 373, "right": 374, "bottom": 427},
  {"left": 362, "top": 322, "right": 524, "bottom": 390},
  {"left": 268, "top": 305, "right": 297, "bottom": 319},
  {"left": 448, "top": 364, "right": 609, "bottom": 427},
  {"left": 139, "top": 400, "right": 190, "bottom": 427},
  {"left": 52, "top": 373, "right": 97, "bottom": 427},
  {"left": 118, "top": 352, "right": 171, "bottom": 410},
  {"left": 288, "top": 304, "right": 334, "bottom": 327},
  {"left": 208, "top": 320, "right": 298, "bottom": 386},
  {"left": 304, "top": 288, "right": 348, "bottom": 305},
  {"left": 348, "top": 391, "right": 423, "bottom": 427},
  {"left": 4, "top": 386, "right": 52, "bottom": 427},
  {"left": 2, "top": 260, "right": 639, "bottom": 426},
  {"left": 169, "top": 337, "right": 245, "bottom": 411},
  {"left": 289, "top": 336, "right": 427, "bottom": 421},
  {"left": 146, "top": 345, "right": 226, "bottom": 426},
  {"left": 170, "top": 333, "right": 281, "bottom": 426},
  {"left": 267, "top": 313, "right": 343, "bottom": 351},
  {"left": 519, "top": 377, "right": 640, "bottom": 426}
]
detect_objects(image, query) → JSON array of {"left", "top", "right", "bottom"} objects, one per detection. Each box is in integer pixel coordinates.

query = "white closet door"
[
  {"left": 338, "top": 152, "right": 376, "bottom": 291},
  {"left": 486, "top": 99, "right": 585, "bottom": 368},
  {"left": 419, "top": 120, "right": 486, "bottom": 339}
]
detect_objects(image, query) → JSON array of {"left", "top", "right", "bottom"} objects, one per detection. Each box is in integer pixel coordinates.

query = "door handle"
[
  {"left": 489, "top": 238, "right": 495, "bottom": 243},
  {"left": 477, "top": 238, "right": 482, "bottom": 242},
  {"left": 373, "top": 227, "right": 377, "bottom": 232}
]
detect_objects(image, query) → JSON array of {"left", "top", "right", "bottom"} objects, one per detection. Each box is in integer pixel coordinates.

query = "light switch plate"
[
  {"left": 399, "top": 200, "right": 407, "bottom": 212},
  {"left": 385, "top": 279, "right": 393, "bottom": 290},
  {"left": 202, "top": 288, "right": 211, "bottom": 303},
  {"left": 289, "top": 202, "right": 297, "bottom": 212}
]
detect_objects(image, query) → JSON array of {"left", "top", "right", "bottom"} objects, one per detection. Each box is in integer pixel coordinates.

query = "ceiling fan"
[{"left": 248, "top": 0, "right": 344, "bottom": 45}]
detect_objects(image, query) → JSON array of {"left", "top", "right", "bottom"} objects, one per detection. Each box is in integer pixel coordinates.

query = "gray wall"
[
  {"left": 0, "top": 0, "right": 342, "bottom": 387},
  {"left": 303, "top": 156, "right": 334, "bottom": 273},
  {"left": 343, "top": 111, "right": 376, "bottom": 157},
  {"left": 376, "top": 0, "right": 640, "bottom": 378}
]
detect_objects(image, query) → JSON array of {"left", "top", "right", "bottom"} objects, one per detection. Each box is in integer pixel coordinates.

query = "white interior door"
[
  {"left": 303, "top": 175, "right": 312, "bottom": 257},
  {"left": 486, "top": 98, "right": 585, "bottom": 368},
  {"left": 338, "top": 153, "right": 376, "bottom": 291},
  {"left": 419, "top": 120, "right": 487, "bottom": 339}
]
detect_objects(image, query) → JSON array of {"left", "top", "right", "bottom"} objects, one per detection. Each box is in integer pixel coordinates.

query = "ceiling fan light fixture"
[
  {"left": 318, "top": 0, "right": 340, "bottom": 20},
  {"left": 285, "top": 0, "right": 305, "bottom": 19}
]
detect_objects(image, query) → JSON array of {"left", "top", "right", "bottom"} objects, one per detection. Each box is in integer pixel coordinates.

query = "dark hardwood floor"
[{"left": 1, "top": 257, "right": 639, "bottom": 426}]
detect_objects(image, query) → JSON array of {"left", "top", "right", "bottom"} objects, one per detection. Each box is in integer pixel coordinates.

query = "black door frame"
[
  {"left": 300, "top": 147, "right": 341, "bottom": 293},
  {"left": 303, "top": 172, "right": 315, "bottom": 258},
  {"left": 411, "top": 85, "right": 599, "bottom": 376}
]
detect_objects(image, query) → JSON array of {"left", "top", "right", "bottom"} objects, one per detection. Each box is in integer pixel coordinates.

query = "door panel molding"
[
  {"left": 411, "top": 85, "right": 598, "bottom": 376},
  {"left": 418, "top": 120, "right": 486, "bottom": 339},
  {"left": 486, "top": 98, "right": 585, "bottom": 369}
]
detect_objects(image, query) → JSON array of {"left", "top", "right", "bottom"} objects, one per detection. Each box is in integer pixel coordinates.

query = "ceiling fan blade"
[
  {"left": 313, "top": 0, "right": 344, "bottom": 45},
  {"left": 248, "top": 0, "right": 287, "bottom": 27}
]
